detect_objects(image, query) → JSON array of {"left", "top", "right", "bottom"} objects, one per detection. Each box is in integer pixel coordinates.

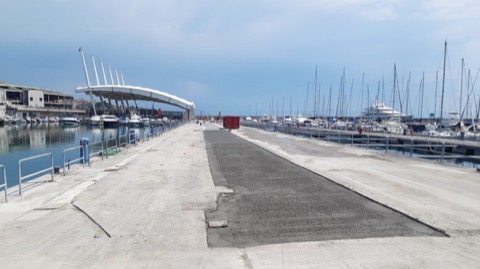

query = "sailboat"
[{"left": 425, "top": 41, "right": 463, "bottom": 138}]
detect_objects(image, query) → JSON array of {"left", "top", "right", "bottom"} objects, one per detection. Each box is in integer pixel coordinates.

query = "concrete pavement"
[
  {"left": 0, "top": 122, "right": 479, "bottom": 268},
  {"left": 204, "top": 129, "right": 443, "bottom": 248}
]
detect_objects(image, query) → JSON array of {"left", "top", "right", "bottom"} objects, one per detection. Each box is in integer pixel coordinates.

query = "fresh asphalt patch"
[{"left": 204, "top": 130, "right": 445, "bottom": 248}]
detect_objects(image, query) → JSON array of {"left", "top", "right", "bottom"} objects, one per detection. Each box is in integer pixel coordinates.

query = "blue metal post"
[
  {"left": 130, "top": 129, "right": 136, "bottom": 144},
  {"left": 81, "top": 137, "right": 90, "bottom": 165}
]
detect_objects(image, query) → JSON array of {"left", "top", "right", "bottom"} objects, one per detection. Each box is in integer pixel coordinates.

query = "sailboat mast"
[
  {"left": 328, "top": 85, "right": 332, "bottom": 118},
  {"left": 440, "top": 40, "right": 447, "bottom": 123},
  {"left": 459, "top": 58, "right": 464, "bottom": 119},
  {"left": 290, "top": 96, "right": 292, "bottom": 117},
  {"left": 318, "top": 83, "right": 321, "bottom": 117},
  {"left": 406, "top": 72, "right": 411, "bottom": 118},
  {"left": 421, "top": 71, "right": 425, "bottom": 120},
  {"left": 381, "top": 76, "right": 385, "bottom": 104},
  {"left": 393, "top": 63, "right": 397, "bottom": 111},
  {"left": 305, "top": 82, "right": 309, "bottom": 116},
  {"left": 314, "top": 66, "right": 317, "bottom": 118},
  {"left": 434, "top": 70, "right": 438, "bottom": 118},
  {"left": 360, "top": 73, "right": 364, "bottom": 119}
]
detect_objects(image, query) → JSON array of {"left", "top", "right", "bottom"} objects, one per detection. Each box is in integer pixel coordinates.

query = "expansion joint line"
[{"left": 71, "top": 202, "right": 112, "bottom": 238}]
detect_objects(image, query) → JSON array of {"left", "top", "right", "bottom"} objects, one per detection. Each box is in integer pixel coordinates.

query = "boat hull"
[{"left": 102, "top": 121, "right": 120, "bottom": 128}]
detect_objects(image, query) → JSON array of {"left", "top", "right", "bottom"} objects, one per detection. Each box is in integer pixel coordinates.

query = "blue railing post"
[
  {"left": 81, "top": 137, "right": 90, "bottom": 165},
  {"left": 1, "top": 165, "right": 7, "bottom": 203}
]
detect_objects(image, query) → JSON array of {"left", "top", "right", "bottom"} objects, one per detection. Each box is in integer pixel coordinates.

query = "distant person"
[{"left": 358, "top": 127, "right": 363, "bottom": 135}]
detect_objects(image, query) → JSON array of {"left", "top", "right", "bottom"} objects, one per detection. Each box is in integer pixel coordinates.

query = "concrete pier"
[{"left": 1, "top": 123, "right": 480, "bottom": 268}]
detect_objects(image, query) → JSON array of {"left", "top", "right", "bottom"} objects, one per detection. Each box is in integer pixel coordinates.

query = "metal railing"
[
  {"left": 5, "top": 121, "right": 184, "bottom": 195},
  {"left": 245, "top": 123, "right": 476, "bottom": 166},
  {"left": 88, "top": 141, "right": 104, "bottom": 163},
  {"left": 1, "top": 164, "right": 7, "bottom": 203},
  {"left": 62, "top": 145, "right": 85, "bottom": 176},
  {"left": 18, "top": 153, "right": 54, "bottom": 196},
  {"left": 118, "top": 133, "right": 128, "bottom": 148},
  {"left": 104, "top": 137, "right": 118, "bottom": 158},
  {"left": 346, "top": 136, "right": 456, "bottom": 164},
  {"left": 146, "top": 127, "right": 152, "bottom": 138},
  {"left": 152, "top": 126, "right": 163, "bottom": 136}
]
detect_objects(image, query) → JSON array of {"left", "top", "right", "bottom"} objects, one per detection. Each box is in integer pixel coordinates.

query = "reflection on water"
[
  {"left": 0, "top": 124, "right": 77, "bottom": 154},
  {"left": 0, "top": 124, "right": 154, "bottom": 190}
]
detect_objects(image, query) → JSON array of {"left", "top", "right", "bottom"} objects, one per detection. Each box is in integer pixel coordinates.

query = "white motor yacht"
[
  {"left": 100, "top": 114, "right": 119, "bottom": 128},
  {"left": 88, "top": 115, "right": 102, "bottom": 127},
  {"left": 59, "top": 116, "right": 80, "bottom": 127},
  {"left": 129, "top": 113, "right": 142, "bottom": 127}
]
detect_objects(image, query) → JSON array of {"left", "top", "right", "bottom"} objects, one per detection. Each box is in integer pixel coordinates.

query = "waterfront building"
[{"left": 0, "top": 81, "right": 86, "bottom": 120}]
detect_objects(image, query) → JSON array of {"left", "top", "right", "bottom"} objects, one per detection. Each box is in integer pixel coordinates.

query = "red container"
[{"left": 223, "top": 116, "right": 240, "bottom": 130}]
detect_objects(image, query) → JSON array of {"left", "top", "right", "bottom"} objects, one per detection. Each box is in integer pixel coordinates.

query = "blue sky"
[{"left": 1, "top": 0, "right": 480, "bottom": 118}]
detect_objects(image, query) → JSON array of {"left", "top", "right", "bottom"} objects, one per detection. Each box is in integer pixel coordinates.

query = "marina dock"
[
  {"left": 1, "top": 122, "right": 480, "bottom": 268},
  {"left": 246, "top": 122, "right": 480, "bottom": 163}
]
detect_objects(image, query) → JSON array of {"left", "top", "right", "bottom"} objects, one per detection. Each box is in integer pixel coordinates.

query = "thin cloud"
[{"left": 1, "top": 0, "right": 480, "bottom": 115}]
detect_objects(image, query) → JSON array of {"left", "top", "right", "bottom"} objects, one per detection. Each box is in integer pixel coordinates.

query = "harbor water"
[{"left": 0, "top": 123, "right": 155, "bottom": 191}]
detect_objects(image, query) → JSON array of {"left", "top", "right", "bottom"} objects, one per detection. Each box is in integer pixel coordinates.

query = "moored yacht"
[
  {"left": 87, "top": 115, "right": 102, "bottom": 127},
  {"left": 59, "top": 116, "right": 80, "bottom": 127},
  {"left": 438, "top": 111, "right": 461, "bottom": 130},
  {"left": 129, "top": 113, "right": 142, "bottom": 127},
  {"left": 100, "top": 114, "right": 119, "bottom": 128},
  {"left": 363, "top": 100, "right": 404, "bottom": 122}
]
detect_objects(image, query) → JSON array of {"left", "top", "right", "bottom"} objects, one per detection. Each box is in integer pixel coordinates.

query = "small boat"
[
  {"left": 100, "top": 114, "right": 119, "bottom": 128},
  {"left": 141, "top": 117, "right": 150, "bottom": 127},
  {"left": 12, "top": 117, "right": 26, "bottom": 125},
  {"left": 3, "top": 115, "right": 13, "bottom": 125},
  {"left": 48, "top": 116, "right": 59, "bottom": 123},
  {"left": 119, "top": 115, "right": 129, "bottom": 126},
  {"left": 129, "top": 113, "right": 142, "bottom": 127},
  {"left": 87, "top": 115, "right": 102, "bottom": 127},
  {"left": 59, "top": 116, "right": 80, "bottom": 126}
]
